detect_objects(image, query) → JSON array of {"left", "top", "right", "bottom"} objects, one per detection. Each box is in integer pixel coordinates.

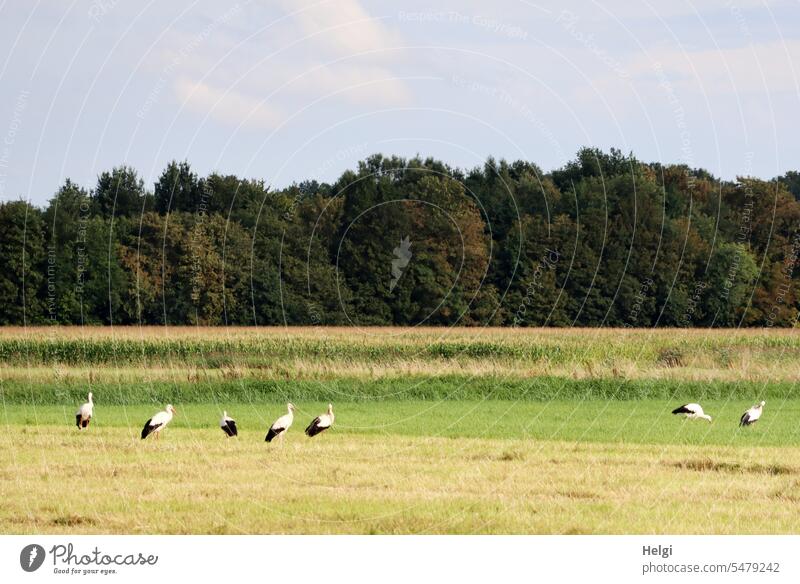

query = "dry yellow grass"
[
  {"left": 3, "top": 427, "right": 799, "bottom": 534},
  {"left": 2, "top": 325, "right": 798, "bottom": 341}
]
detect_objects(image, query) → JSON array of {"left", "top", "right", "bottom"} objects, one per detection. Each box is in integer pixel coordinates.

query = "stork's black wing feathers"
[
  {"left": 141, "top": 418, "right": 162, "bottom": 439},
  {"left": 740, "top": 412, "right": 752, "bottom": 426},
  {"left": 227, "top": 420, "right": 237, "bottom": 436},
  {"left": 75, "top": 414, "right": 82, "bottom": 428},
  {"left": 265, "top": 425, "right": 285, "bottom": 442},
  {"left": 672, "top": 405, "right": 693, "bottom": 415},
  {"left": 304, "top": 417, "right": 320, "bottom": 436},
  {"left": 305, "top": 417, "right": 328, "bottom": 437}
]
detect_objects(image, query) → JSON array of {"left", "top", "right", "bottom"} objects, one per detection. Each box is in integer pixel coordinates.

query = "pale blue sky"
[{"left": 1, "top": 0, "right": 798, "bottom": 205}]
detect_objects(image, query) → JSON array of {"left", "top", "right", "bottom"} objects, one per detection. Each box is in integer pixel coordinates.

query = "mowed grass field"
[{"left": 1, "top": 327, "right": 799, "bottom": 534}]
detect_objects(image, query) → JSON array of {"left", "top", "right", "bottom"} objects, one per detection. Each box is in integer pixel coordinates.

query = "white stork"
[
  {"left": 265, "top": 403, "right": 295, "bottom": 443},
  {"left": 220, "top": 411, "right": 238, "bottom": 437},
  {"left": 141, "top": 404, "right": 177, "bottom": 440},
  {"left": 671, "top": 403, "right": 712, "bottom": 422},
  {"left": 75, "top": 392, "right": 94, "bottom": 430},
  {"left": 740, "top": 400, "right": 766, "bottom": 427},
  {"left": 305, "top": 403, "right": 334, "bottom": 437}
]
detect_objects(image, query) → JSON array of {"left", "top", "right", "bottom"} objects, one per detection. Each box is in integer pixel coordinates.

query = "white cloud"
[
  {"left": 174, "top": 77, "right": 284, "bottom": 129},
  {"left": 281, "top": 0, "right": 402, "bottom": 57},
  {"left": 155, "top": 0, "right": 412, "bottom": 129}
]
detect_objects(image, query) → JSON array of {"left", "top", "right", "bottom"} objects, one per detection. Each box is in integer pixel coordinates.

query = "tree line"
[{"left": 1, "top": 148, "right": 799, "bottom": 327}]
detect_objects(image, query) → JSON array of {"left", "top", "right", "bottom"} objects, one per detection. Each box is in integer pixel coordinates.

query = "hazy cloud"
[{"left": 174, "top": 77, "right": 284, "bottom": 129}]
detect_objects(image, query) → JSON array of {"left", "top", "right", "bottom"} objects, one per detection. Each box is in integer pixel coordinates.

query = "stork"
[
  {"left": 141, "top": 404, "right": 177, "bottom": 440},
  {"left": 671, "top": 403, "right": 712, "bottom": 422},
  {"left": 265, "top": 403, "right": 295, "bottom": 443},
  {"left": 305, "top": 403, "right": 334, "bottom": 437},
  {"left": 220, "top": 411, "right": 238, "bottom": 437},
  {"left": 740, "top": 401, "right": 766, "bottom": 427},
  {"left": 75, "top": 392, "right": 94, "bottom": 430}
]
